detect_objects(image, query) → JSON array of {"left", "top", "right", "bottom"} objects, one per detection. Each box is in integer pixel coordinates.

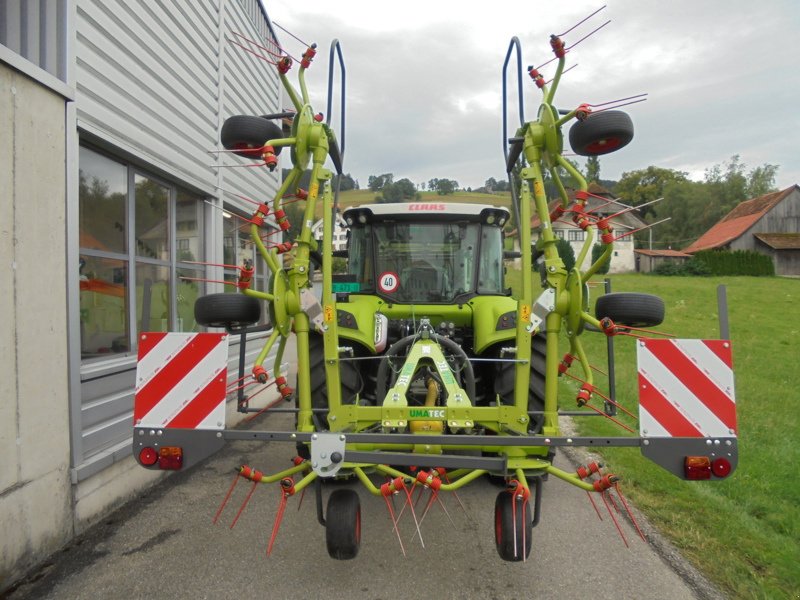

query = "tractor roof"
[{"left": 343, "top": 202, "right": 510, "bottom": 222}]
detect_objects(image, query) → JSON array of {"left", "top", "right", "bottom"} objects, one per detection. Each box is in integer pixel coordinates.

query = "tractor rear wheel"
[
  {"left": 325, "top": 489, "right": 361, "bottom": 559},
  {"left": 495, "top": 334, "right": 546, "bottom": 433},
  {"left": 494, "top": 491, "right": 532, "bottom": 561},
  {"left": 220, "top": 115, "right": 284, "bottom": 159}
]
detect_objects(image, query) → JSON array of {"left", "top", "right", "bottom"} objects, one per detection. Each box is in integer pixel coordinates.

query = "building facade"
[{"left": 1, "top": 0, "right": 285, "bottom": 589}]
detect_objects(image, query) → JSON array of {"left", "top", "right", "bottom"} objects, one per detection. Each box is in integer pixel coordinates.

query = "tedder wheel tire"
[
  {"left": 325, "top": 489, "right": 361, "bottom": 559},
  {"left": 495, "top": 333, "right": 546, "bottom": 433},
  {"left": 595, "top": 292, "right": 665, "bottom": 327},
  {"left": 569, "top": 110, "right": 633, "bottom": 156},
  {"left": 194, "top": 293, "right": 261, "bottom": 328},
  {"left": 494, "top": 491, "right": 533, "bottom": 562},
  {"left": 220, "top": 115, "right": 284, "bottom": 159}
]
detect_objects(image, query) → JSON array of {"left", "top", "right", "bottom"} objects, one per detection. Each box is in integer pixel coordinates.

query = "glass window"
[
  {"left": 79, "top": 147, "right": 127, "bottom": 253},
  {"left": 135, "top": 175, "right": 169, "bottom": 259},
  {"left": 567, "top": 229, "right": 585, "bottom": 242},
  {"left": 78, "top": 145, "right": 209, "bottom": 358},
  {"left": 79, "top": 255, "right": 129, "bottom": 356},
  {"left": 478, "top": 226, "right": 504, "bottom": 294}
]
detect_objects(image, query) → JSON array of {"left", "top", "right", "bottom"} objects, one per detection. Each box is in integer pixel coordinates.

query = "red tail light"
[
  {"left": 158, "top": 446, "right": 184, "bottom": 470},
  {"left": 712, "top": 457, "right": 732, "bottom": 478},
  {"left": 139, "top": 447, "right": 158, "bottom": 466},
  {"left": 684, "top": 456, "right": 711, "bottom": 480}
]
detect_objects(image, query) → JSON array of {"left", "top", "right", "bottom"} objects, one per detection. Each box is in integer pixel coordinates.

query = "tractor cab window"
[{"left": 477, "top": 225, "right": 504, "bottom": 294}]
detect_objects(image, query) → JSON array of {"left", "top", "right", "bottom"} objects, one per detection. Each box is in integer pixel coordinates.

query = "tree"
[
  {"left": 376, "top": 177, "right": 418, "bottom": 203},
  {"left": 337, "top": 172, "right": 357, "bottom": 191},
  {"left": 614, "top": 166, "right": 689, "bottom": 217},
  {"left": 435, "top": 179, "right": 458, "bottom": 195},
  {"left": 591, "top": 243, "right": 611, "bottom": 274},
  {"left": 746, "top": 163, "right": 779, "bottom": 197},
  {"left": 555, "top": 238, "right": 575, "bottom": 272},
  {"left": 585, "top": 156, "right": 600, "bottom": 183},
  {"left": 368, "top": 173, "right": 393, "bottom": 192},
  {"left": 485, "top": 177, "right": 498, "bottom": 192}
]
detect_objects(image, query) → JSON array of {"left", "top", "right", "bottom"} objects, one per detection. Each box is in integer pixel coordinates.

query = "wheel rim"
[{"left": 585, "top": 136, "right": 622, "bottom": 153}]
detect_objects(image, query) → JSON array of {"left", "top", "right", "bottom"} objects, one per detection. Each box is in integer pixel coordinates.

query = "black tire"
[
  {"left": 569, "top": 110, "right": 633, "bottom": 156},
  {"left": 494, "top": 491, "right": 532, "bottom": 561},
  {"left": 595, "top": 292, "right": 665, "bottom": 327},
  {"left": 325, "top": 489, "right": 361, "bottom": 559},
  {"left": 220, "top": 115, "right": 284, "bottom": 159},
  {"left": 194, "top": 293, "right": 260, "bottom": 328},
  {"left": 494, "top": 334, "right": 546, "bottom": 433}
]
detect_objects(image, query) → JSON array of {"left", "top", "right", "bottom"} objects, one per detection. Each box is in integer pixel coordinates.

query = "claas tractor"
[{"left": 132, "top": 9, "right": 738, "bottom": 562}]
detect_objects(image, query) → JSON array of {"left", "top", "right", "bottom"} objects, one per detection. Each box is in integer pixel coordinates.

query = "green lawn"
[{"left": 508, "top": 272, "right": 799, "bottom": 598}]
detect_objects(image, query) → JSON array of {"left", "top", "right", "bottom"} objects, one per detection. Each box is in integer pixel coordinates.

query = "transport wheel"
[
  {"left": 494, "top": 491, "right": 532, "bottom": 561},
  {"left": 495, "top": 333, "right": 546, "bottom": 432},
  {"left": 569, "top": 110, "right": 633, "bottom": 156},
  {"left": 595, "top": 292, "right": 665, "bottom": 327},
  {"left": 194, "top": 293, "right": 261, "bottom": 328},
  {"left": 325, "top": 489, "right": 361, "bottom": 559},
  {"left": 220, "top": 115, "right": 284, "bottom": 158}
]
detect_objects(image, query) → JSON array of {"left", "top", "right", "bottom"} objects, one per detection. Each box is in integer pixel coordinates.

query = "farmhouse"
[
  {"left": 634, "top": 249, "right": 692, "bottom": 273},
  {"left": 684, "top": 185, "right": 800, "bottom": 276}
]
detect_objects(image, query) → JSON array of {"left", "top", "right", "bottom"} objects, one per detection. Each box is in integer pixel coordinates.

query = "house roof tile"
[{"left": 754, "top": 233, "right": 800, "bottom": 250}]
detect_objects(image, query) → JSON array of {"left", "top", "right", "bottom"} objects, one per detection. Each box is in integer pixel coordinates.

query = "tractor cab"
[{"left": 342, "top": 203, "right": 511, "bottom": 304}]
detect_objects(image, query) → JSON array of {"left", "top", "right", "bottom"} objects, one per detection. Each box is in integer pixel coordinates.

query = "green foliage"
[
  {"left": 614, "top": 166, "right": 689, "bottom": 217},
  {"left": 555, "top": 238, "right": 575, "bottom": 272},
  {"left": 368, "top": 173, "right": 393, "bottom": 192},
  {"left": 283, "top": 201, "right": 306, "bottom": 241},
  {"left": 331, "top": 257, "right": 347, "bottom": 274},
  {"left": 651, "top": 257, "right": 711, "bottom": 276},
  {"left": 428, "top": 178, "right": 459, "bottom": 195},
  {"left": 585, "top": 155, "right": 600, "bottom": 183},
  {"left": 375, "top": 177, "right": 418, "bottom": 203},
  {"left": 590, "top": 243, "right": 611, "bottom": 274},
  {"left": 693, "top": 249, "right": 775, "bottom": 276}
]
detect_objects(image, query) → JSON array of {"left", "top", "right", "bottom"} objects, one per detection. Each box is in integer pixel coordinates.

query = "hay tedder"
[{"left": 132, "top": 9, "right": 738, "bottom": 561}]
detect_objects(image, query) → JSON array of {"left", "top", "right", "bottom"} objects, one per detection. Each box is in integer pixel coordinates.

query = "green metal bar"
[
  {"left": 545, "top": 464, "right": 595, "bottom": 492},
  {"left": 544, "top": 55, "right": 565, "bottom": 104},
  {"left": 253, "top": 328, "right": 281, "bottom": 370}
]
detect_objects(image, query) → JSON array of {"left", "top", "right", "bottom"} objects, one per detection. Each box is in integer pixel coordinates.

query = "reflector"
[
  {"left": 139, "top": 447, "right": 158, "bottom": 466},
  {"left": 158, "top": 446, "right": 184, "bottom": 470},
  {"left": 684, "top": 456, "right": 711, "bottom": 480}
]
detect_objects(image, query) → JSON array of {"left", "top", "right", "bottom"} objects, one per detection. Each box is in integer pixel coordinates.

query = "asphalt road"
[{"left": 7, "top": 407, "right": 725, "bottom": 600}]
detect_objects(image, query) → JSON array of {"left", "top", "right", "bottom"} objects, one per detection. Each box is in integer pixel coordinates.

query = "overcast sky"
[{"left": 262, "top": 0, "right": 799, "bottom": 193}]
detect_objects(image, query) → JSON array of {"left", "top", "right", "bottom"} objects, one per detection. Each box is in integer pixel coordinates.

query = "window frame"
[{"left": 78, "top": 144, "right": 208, "bottom": 362}]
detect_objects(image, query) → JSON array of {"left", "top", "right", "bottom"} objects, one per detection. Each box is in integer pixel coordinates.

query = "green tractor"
[{"left": 133, "top": 12, "right": 739, "bottom": 563}]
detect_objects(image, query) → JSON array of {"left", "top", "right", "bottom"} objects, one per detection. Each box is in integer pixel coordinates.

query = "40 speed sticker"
[{"left": 378, "top": 271, "right": 400, "bottom": 293}]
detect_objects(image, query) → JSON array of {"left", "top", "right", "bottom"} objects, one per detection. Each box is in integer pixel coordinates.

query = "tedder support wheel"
[
  {"left": 595, "top": 292, "right": 665, "bottom": 327},
  {"left": 494, "top": 491, "right": 533, "bottom": 561},
  {"left": 194, "top": 293, "right": 261, "bottom": 328},
  {"left": 220, "top": 115, "right": 284, "bottom": 159},
  {"left": 495, "top": 333, "right": 546, "bottom": 433},
  {"left": 569, "top": 110, "right": 633, "bottom": 156},
  {"left": 325, "top": 489, "right": 361, "bottom": 559}
]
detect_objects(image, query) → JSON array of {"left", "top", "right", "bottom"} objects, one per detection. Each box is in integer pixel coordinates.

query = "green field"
[{"left": 507, "top": 273, "right": 798, "bottom": 598}]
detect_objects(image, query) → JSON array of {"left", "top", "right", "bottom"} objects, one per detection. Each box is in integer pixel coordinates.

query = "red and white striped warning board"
[
  {"left": 637, "top": 339, "right": 737, "bottom": 438},
  {"left": 134, "top": 332, "right": 229, "bottom": 430}
]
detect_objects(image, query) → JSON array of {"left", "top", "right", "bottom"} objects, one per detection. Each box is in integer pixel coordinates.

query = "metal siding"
[{"left": 74, "top": 0, "right": 282, "bottom": 476}]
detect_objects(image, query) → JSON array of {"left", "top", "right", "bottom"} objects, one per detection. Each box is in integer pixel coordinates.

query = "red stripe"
[
  {"left": 638, "top": 373, "right": 704, "bottom": 437},
  {"left": 649, "top": 340, "right": 737, "bottom": 432},
  {"left": 702, "top": 340, "right": 733, "bottom": 369},
  {"left": 134, "top": 334, "right": 223, "bottom": 422},
  {"left": 166, "top": 371, "right": 226, "bottom": 428},
  {"left": 137, "top": 332, "right": 169, "bottom": 361}
]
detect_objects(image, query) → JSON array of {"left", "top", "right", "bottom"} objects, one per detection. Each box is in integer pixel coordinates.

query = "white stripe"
[
  {"left": 672, "top": 339, "right": 735, "bottom": 403},
  {"left": 638, "top": 345, "right": 729, "bottom": 437},
  {"left": 135, "top": 333, "right": 196, "bottom": 391},
  {"left": 638, "top": 405, "right": 672, "bottom": 437},
  {"left": 194, "top": 402, "right": 227, "bottom": 430},
  {"left": 138, "top": 341, "right": 228, "bottom": 428}
]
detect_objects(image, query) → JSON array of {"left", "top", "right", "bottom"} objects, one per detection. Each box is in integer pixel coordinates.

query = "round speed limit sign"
[{"left": 378, "top": 271, "right": 400, "bottom": 294}]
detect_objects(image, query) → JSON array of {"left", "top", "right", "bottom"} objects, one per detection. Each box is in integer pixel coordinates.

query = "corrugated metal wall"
[{"left": 73, "top": 0, "right": 284, "bottom": 481}]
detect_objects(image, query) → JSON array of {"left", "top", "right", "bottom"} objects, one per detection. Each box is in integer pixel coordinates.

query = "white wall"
[{"left": 0, "top": 64, "right": 73, "bottom": 591}]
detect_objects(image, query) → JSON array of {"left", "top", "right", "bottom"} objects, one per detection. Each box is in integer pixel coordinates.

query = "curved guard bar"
[
  {"left": 501, "top": 36, "right": 525, "bottom": 164},
  {"left": 326, "top": 39, "right": 346, "bottom": 159}
]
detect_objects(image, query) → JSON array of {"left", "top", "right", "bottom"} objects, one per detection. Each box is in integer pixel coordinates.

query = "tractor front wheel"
[{"left": 325, "top": 489, "right": 361, "bottom": 559}]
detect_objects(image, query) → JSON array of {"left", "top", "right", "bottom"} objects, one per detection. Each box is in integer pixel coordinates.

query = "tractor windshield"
[{"left": 348, "top": 221, "right": 505, "bottom": 303}]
